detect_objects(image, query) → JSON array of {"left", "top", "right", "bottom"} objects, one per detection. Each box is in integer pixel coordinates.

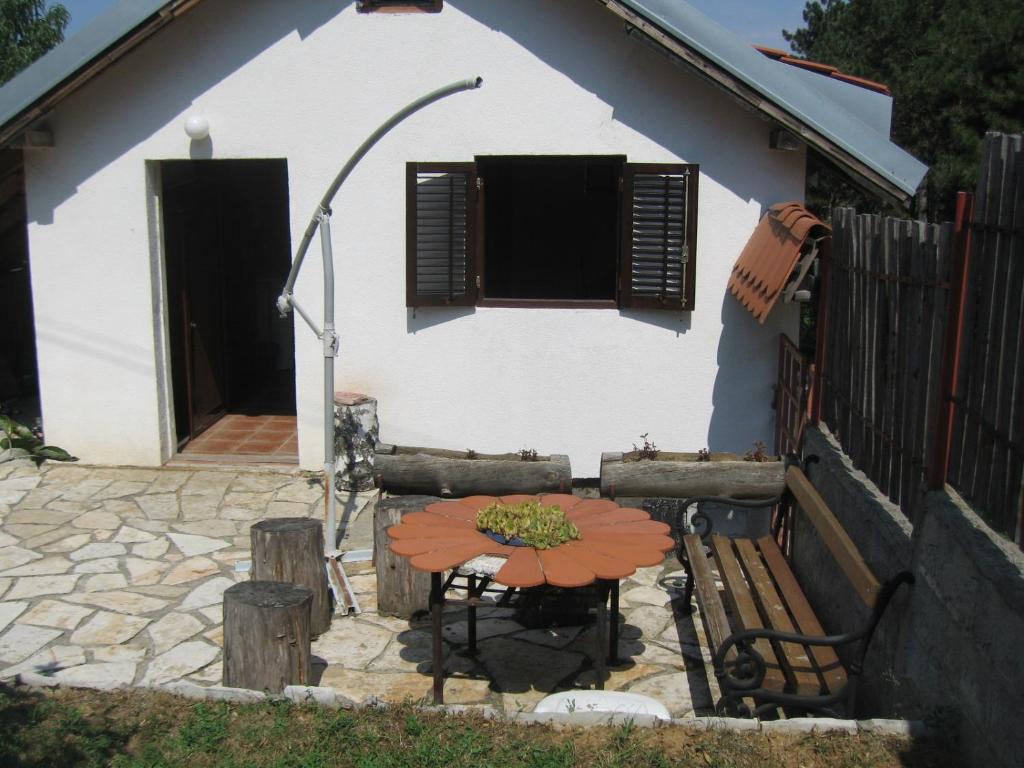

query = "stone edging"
[{"left": 15, "top": 671, "right": 928, "bottom": 738}]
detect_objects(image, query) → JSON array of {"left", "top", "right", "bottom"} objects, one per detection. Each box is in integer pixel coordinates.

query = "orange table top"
[{"left": 386, "top": 494, "right": 674, "bottom": 588}]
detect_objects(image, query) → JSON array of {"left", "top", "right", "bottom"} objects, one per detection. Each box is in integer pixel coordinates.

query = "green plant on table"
[
  {"left": 0, "top": 414, "right": 76, "bottom": 466},
  {"left": 476, "top": 500, "right": 580, "bottom": 549}
]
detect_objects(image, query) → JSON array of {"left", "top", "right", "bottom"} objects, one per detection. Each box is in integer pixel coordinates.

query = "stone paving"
[{"left": 0, "top": 461, "right": 719, "bottom": 716}]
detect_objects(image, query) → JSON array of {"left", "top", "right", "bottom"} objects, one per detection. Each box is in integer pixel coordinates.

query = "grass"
[{"left": 0, "top": 684, "right": 959, "bottom": 768}]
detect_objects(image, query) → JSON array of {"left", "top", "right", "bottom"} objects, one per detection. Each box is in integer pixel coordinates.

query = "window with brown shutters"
[
  {"left": 406, "top": 162, "right": 478, "bottom": 307},
  {"left": 620, "top": 163, "right": 698, "bottom": 310},
  {"left": 405, "top": 158, "right": 698, "bottom": 310}
]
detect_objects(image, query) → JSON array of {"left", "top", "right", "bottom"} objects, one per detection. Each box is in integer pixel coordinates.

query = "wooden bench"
[{"left": 677, "top": 460, "right": 913, "bottom": 718}]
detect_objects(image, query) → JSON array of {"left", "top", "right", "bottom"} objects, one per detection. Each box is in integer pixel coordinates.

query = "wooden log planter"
[
  {"left": 600, "top": 451, "right": 785, "bottom": 499},
  {"left": 373, "top": 495, "right": 438, "bottom": 619},
  {"left": 373, "top": 445, "right": 571, "bottom": 497}
]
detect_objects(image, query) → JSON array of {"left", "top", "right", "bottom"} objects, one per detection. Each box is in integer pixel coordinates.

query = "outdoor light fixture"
[{"left": 184, "top": 115, "right": 210, "bottom": 140}]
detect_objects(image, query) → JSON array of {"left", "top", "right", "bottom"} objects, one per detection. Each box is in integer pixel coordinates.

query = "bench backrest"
[{"left": 785, "top": 466, "right": 881, "bottom": 608}]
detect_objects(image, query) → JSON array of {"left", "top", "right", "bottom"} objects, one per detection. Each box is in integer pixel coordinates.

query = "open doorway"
[{"left": 161, "top": 159, "right": 296, "bottom": 460}]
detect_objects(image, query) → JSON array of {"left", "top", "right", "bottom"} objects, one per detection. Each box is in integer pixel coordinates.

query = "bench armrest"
[{"left": 677, "top": 494, "right": 785, "bottom": 541}]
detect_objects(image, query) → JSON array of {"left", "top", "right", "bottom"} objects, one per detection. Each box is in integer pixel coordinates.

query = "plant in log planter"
[
  {"left": 373, "top": 444, "right": 572, "bottom": 497},
  {"left": 600, "top": 443, "right": 785, "bottom": 499}
]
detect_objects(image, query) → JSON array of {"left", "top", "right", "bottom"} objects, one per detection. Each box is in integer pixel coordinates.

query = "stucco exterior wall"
[{"left": 24, "top": 0, "right": 803, "bottom": 473}]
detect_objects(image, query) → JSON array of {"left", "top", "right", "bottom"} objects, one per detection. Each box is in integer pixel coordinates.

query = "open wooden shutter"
[
  {"left": 406, "top": 162, "right": 478, "bottom": 307},
  {"left": 620, "top": 163, "right": 698, "bottom": 310}
]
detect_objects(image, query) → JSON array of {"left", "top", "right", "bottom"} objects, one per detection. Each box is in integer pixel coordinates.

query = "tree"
[
  {"left": 785, "top": 0, "right": 1024, "bottom": 221},
  {"left": 0, "top": 0, "right": 69, "bottom": 85}
]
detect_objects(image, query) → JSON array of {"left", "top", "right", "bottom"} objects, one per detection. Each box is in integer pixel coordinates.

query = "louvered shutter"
[
  {"left": 406, "top": 162, "right": 478, "bottom": 307},
  {"left": 620, "top": 163, "right": 698, "bottom": 309}
]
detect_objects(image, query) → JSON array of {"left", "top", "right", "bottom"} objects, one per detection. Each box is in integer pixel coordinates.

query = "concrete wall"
[
  {"left": 795, "top": 425, "right": 1024, "bottom": 768},
  {"left": 24, "top": 0, "right": 802, "bottom": 471}
]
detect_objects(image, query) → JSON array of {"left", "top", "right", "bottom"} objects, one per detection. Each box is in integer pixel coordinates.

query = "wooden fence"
[
  {"left": 775, "top": 334, "right": 811, "bottom": 457},
  {"left": 946, "top": 134, "right": 1024, "bottom": 543},
  {"left": 819, "top": 209, "right": 953, "bottom": 523},
  {"left": 816, "top": 132, "right": 1023, "bottom": 545}
]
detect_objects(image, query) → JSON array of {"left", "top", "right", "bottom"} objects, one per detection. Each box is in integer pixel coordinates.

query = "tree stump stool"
[
  {"left": 374, "top": 496, "right": 438, "bottom": 619},
  {"left": 223, "top": 581, "right": 313, "bottom": 693},
  {"left": 251, "top": 518, "right": 332, "bottom": 636}
]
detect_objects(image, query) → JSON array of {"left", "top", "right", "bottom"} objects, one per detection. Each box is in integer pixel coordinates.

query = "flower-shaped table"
[{"left": 387, "top": 494, "right": 674, "bottom": 703}]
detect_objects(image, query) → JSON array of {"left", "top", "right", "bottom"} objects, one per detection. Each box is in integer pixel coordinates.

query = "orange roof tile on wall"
[
  {"left": 728, "top": 202, "right": 830, "bottom": 323},
  {"left": 752, "top": 45, "right": 892, "bottom": 96}
]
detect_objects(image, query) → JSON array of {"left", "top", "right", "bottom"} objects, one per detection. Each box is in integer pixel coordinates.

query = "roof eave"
[{"left": 600, "top": 0, "right": 923, "bottom": 204}]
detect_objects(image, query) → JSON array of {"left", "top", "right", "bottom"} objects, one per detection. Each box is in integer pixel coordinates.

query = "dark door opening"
[
  {"left": 478, "top": 155, "right": 622, "bottom": 301},
  {"left": 161, "top": 159, "right": 296, "bottom": 457}
]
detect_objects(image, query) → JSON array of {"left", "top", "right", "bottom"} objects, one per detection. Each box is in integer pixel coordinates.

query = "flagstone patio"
[{"left": 0, "top": 460, "right": 720, "bottom": 715}]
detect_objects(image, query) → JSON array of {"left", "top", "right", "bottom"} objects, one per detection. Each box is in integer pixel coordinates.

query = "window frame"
[
  {"left": 405, "top": 157, "right": 699, "bottom": 310},
  {"left": 358, "top": 0, "right": 442, "bottom": 13}
]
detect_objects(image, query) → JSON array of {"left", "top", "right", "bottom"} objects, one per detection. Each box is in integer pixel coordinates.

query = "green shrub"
[{"left": 476, "top": 501, "right": 580, "bottom": 549}]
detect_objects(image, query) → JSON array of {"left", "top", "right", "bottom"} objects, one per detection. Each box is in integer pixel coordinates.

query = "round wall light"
[{"left": 184, "top": 115, "right": 210, "bottom": 140}]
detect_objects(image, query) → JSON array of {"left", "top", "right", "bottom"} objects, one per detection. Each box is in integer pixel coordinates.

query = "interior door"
[{"left": 164, "top": 170, "right": 227, "bottom": 442}]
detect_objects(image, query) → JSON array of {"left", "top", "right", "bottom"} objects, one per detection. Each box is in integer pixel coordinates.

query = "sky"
[{"left": 61, "top": 0, "right": 809, "bottom": 52}]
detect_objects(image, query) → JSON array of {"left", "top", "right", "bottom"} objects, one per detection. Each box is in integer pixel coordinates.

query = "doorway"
[{"left": 161, "top": 159, "right": 296, "bottom": 460}]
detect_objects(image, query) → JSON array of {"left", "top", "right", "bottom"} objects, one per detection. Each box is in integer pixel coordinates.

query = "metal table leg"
[
  {"left": 594, "top": 581, "right": 608, "bottom": 689},
  {"left": 608, "top": 579, "right": 620, "bottom": 665},
  {"left": 467, "top": 573, "right": 478, "bottom": 655},
  {"left": 430, "top": 571, "right": 444, "bottom": 704}
]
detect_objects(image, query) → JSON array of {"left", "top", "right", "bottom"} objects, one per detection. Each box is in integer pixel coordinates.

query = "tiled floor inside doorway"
[{"left": 180, "top": 414, "right": 298, "bottom": 462}]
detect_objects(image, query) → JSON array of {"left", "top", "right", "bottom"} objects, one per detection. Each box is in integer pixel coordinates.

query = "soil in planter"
[
  {"left": 621, "top": 451, "right": 779, "bottom": 463},
  {"left": 389, "top": 446, "right": 552, "bottom": 462}
]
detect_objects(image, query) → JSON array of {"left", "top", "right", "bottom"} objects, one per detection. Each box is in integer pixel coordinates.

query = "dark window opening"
[
  {"left": 358, "top": 0, "right": 442, "bottom": 12},
  {"left": 480, "top": 156, "right": 621, "bottom": 301}
]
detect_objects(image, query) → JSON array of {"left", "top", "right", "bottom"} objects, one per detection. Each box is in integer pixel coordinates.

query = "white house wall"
[{"left": 24, "top": 0, "right": 803, "bottom": 475}]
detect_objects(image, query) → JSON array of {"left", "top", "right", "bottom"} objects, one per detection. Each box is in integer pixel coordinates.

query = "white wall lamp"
[{"left": 184, "top": 115, "right": 210, "bottom": 141}]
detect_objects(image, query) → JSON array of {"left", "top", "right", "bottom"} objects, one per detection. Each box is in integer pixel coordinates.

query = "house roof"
[
  {"left": 728, "top": 203, "right": 830, "bottom": 323},
  {"left": 0, "top": 0, "right": 926, "bottom": 201}
]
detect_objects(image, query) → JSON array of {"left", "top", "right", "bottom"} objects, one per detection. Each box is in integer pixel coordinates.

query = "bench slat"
[
  {"left": 757, "top": 536, "right": 848, "bottom": 694},
  {"left": 785, "top": 467, "right": 881, "bottom": 607},
  {"left": 682, "top": 534, "right": 732, "bottom": 658},
  {"left": 710, "top": 535, "right": 786, "bottom": 693},
  {"left": 734, "top": 538, "right": 821, "bottom": 697}
]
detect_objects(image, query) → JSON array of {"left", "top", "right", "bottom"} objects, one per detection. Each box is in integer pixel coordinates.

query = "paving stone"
[
  {"left": 0, "top": 625, "right": 63, "bottom": 664},
  {"left": 39, "top": 533, "right": 92, "bottom": 553},
  {"left": 190, "top": 660, "right": 222, "bottom": 683},
  {"left": 0, "top": 489, "right": 26, "bottom": 505},
  {"left": 0, "top": 577, "right": 9, "bottom": 599},
  {"left": 219, "top": 507, "right": 262, "bottom": 521},
  {"left": 0, "top": 546, "right": 43, "bottom": 571},
  {"left": 574, "top": 662, "right": 664, "bottom": 690},
  {"left": 17, "top": 599, "right": 93, "bottom": 630},
  {"left": 625, "top": 671, "right": 714, "bottom": 715},
  {"left": 163, "top": 557, "right": 219, "bottom": 585},
  {"left": 133, "top": 585, "right": 188, "bottom": 599},
  {"left": 71, "top": 510, "right": 123, "bottom": 530},
  {"left": 67, "top": 591, "right": 169, "bottom": 615},
  {"left": 182, "top": 473, "right": 235, "bottom": 497},
  {"left": 73, "top": 557, "right": 122, "bottom": 574},
  {"left": 142, "top": 640, "right": 219, "bottom": 686},
  {"left": 0, "top": 532, "right": 16, "bottom": 547},
  {"left": 229, "top": 474, "right": 292, "bottom": 493},
  {"left": 93, "top": 530, "right": 114, "bottom": 541},
  {"left": 478, "top": 637, "right": 585, "bottom": 694},
  {"left": 231, "top": 536, "right": 250, "bottom": 549},
  {"left": 91, "top": 481, "right": 151, "bottom": 501},
  {"left": 132, "top": 539, "right": 170, "bottom": 559},
  {"left": 91, "top": 468, "right": 158, "bottom": 483},
  {"left": 180, "top": 496, "right": 220, "bottom": 520},
  {"left": 128, "top": 519, "right": 170, "bottom": 533},
  {"left": 112, "top": 526, "right": 156, "bottom": 544},
  {"left": 180, "top": 577, "right": 235, "bottom": 610},
  {"left": 222, "top": 491, "right": 274, "bottom": 511},
  {"left": 203, "top": 625, "right": 223, "bottom": 646},
  {"left": 319, "top": 668, "right": 490, "bottom": 705},
  {"left": 199, "top": 605, "right": 222, "bottom": 623},
  {"left": 102, "top": 499, "right": 144, "bottom": 518},
  {"left": 135, "top": 494, "right": 180, "bottom": 520},
  {"left": 2, "top": 644, "right": 86, "bottom": 678},
  {"left": 43, "top": 500, "right": 100, "bottom": 516},
  {"left": 60, "top": 479, "right": 114, "bottom": 502},
  {"left": 0, "top": 475, "right": 41, "bottom": 491},
  {"left": 265, "top": 501, "right": 313, "bottom": 517},
  {"left": 146, "top": 471, "right": 192, "bottom": 494},
  {"left": 0, "top": 556, "right": 72, "bottom": 577},
  {"left": 15, "top": 489, "right": 63, "bottom": 509},
  {"left": 70, "top": 610, "right": 151, "bottom": 645},
  {"left": 4, "top": 523, "right": 58, "bottom": 539},
  {"left": 124, "top": 557, "right": 169, "bottom": 586},
  {"left": 69, "top": 542, "right": 127, "bottom": 561},
  {"left": 312, "top": 621, "right": 393, "bottom": 670},
  {"left": 212, "top": 550, "right": 250, "bottom": 565},
  {"left": 346, "top": 573, "right": 376, "bottom": 594},
  {"left": 53, "top": 662, "right": 137, "bottom": 690},
  {"left": 0, "top": 600, "right": 28, "bottom": 631},
  {"left": 172, "top": 520, "right": 237, "bottom": 538},
  {"left": 275, "top": 482, "right": 324, "bottom": 504},
  {"left": 357, "top": 612, "right": 416, "bottom": 634},
  {"left": 148, "top": 612, "right": 205, "bottom": 654},
  {"left": 168, "top": 533, "right": 230, "bottom": 557},
  {"left": 621, "top": 605, "right": 672, "bottom": 642},
  {"left": 7, "top": 574, "right": 80, "bottom": 599},
  {"left": 91, "top": 644, "right": 147, "bottom": 664},
  {"left": 5, "top": 509, "right": 80, "bottom": 526},
  {"left": 513, "top": 626, "right": 583, "bottom": 650},
  {"left": 442, "top": 618, "right": 524, "bottom": 645},
  {"left": 621, "top": 586, "right": 671, "bottom": 607},
  {"left": 83, "top": 573, "right": 128, "bottom": 592}
]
